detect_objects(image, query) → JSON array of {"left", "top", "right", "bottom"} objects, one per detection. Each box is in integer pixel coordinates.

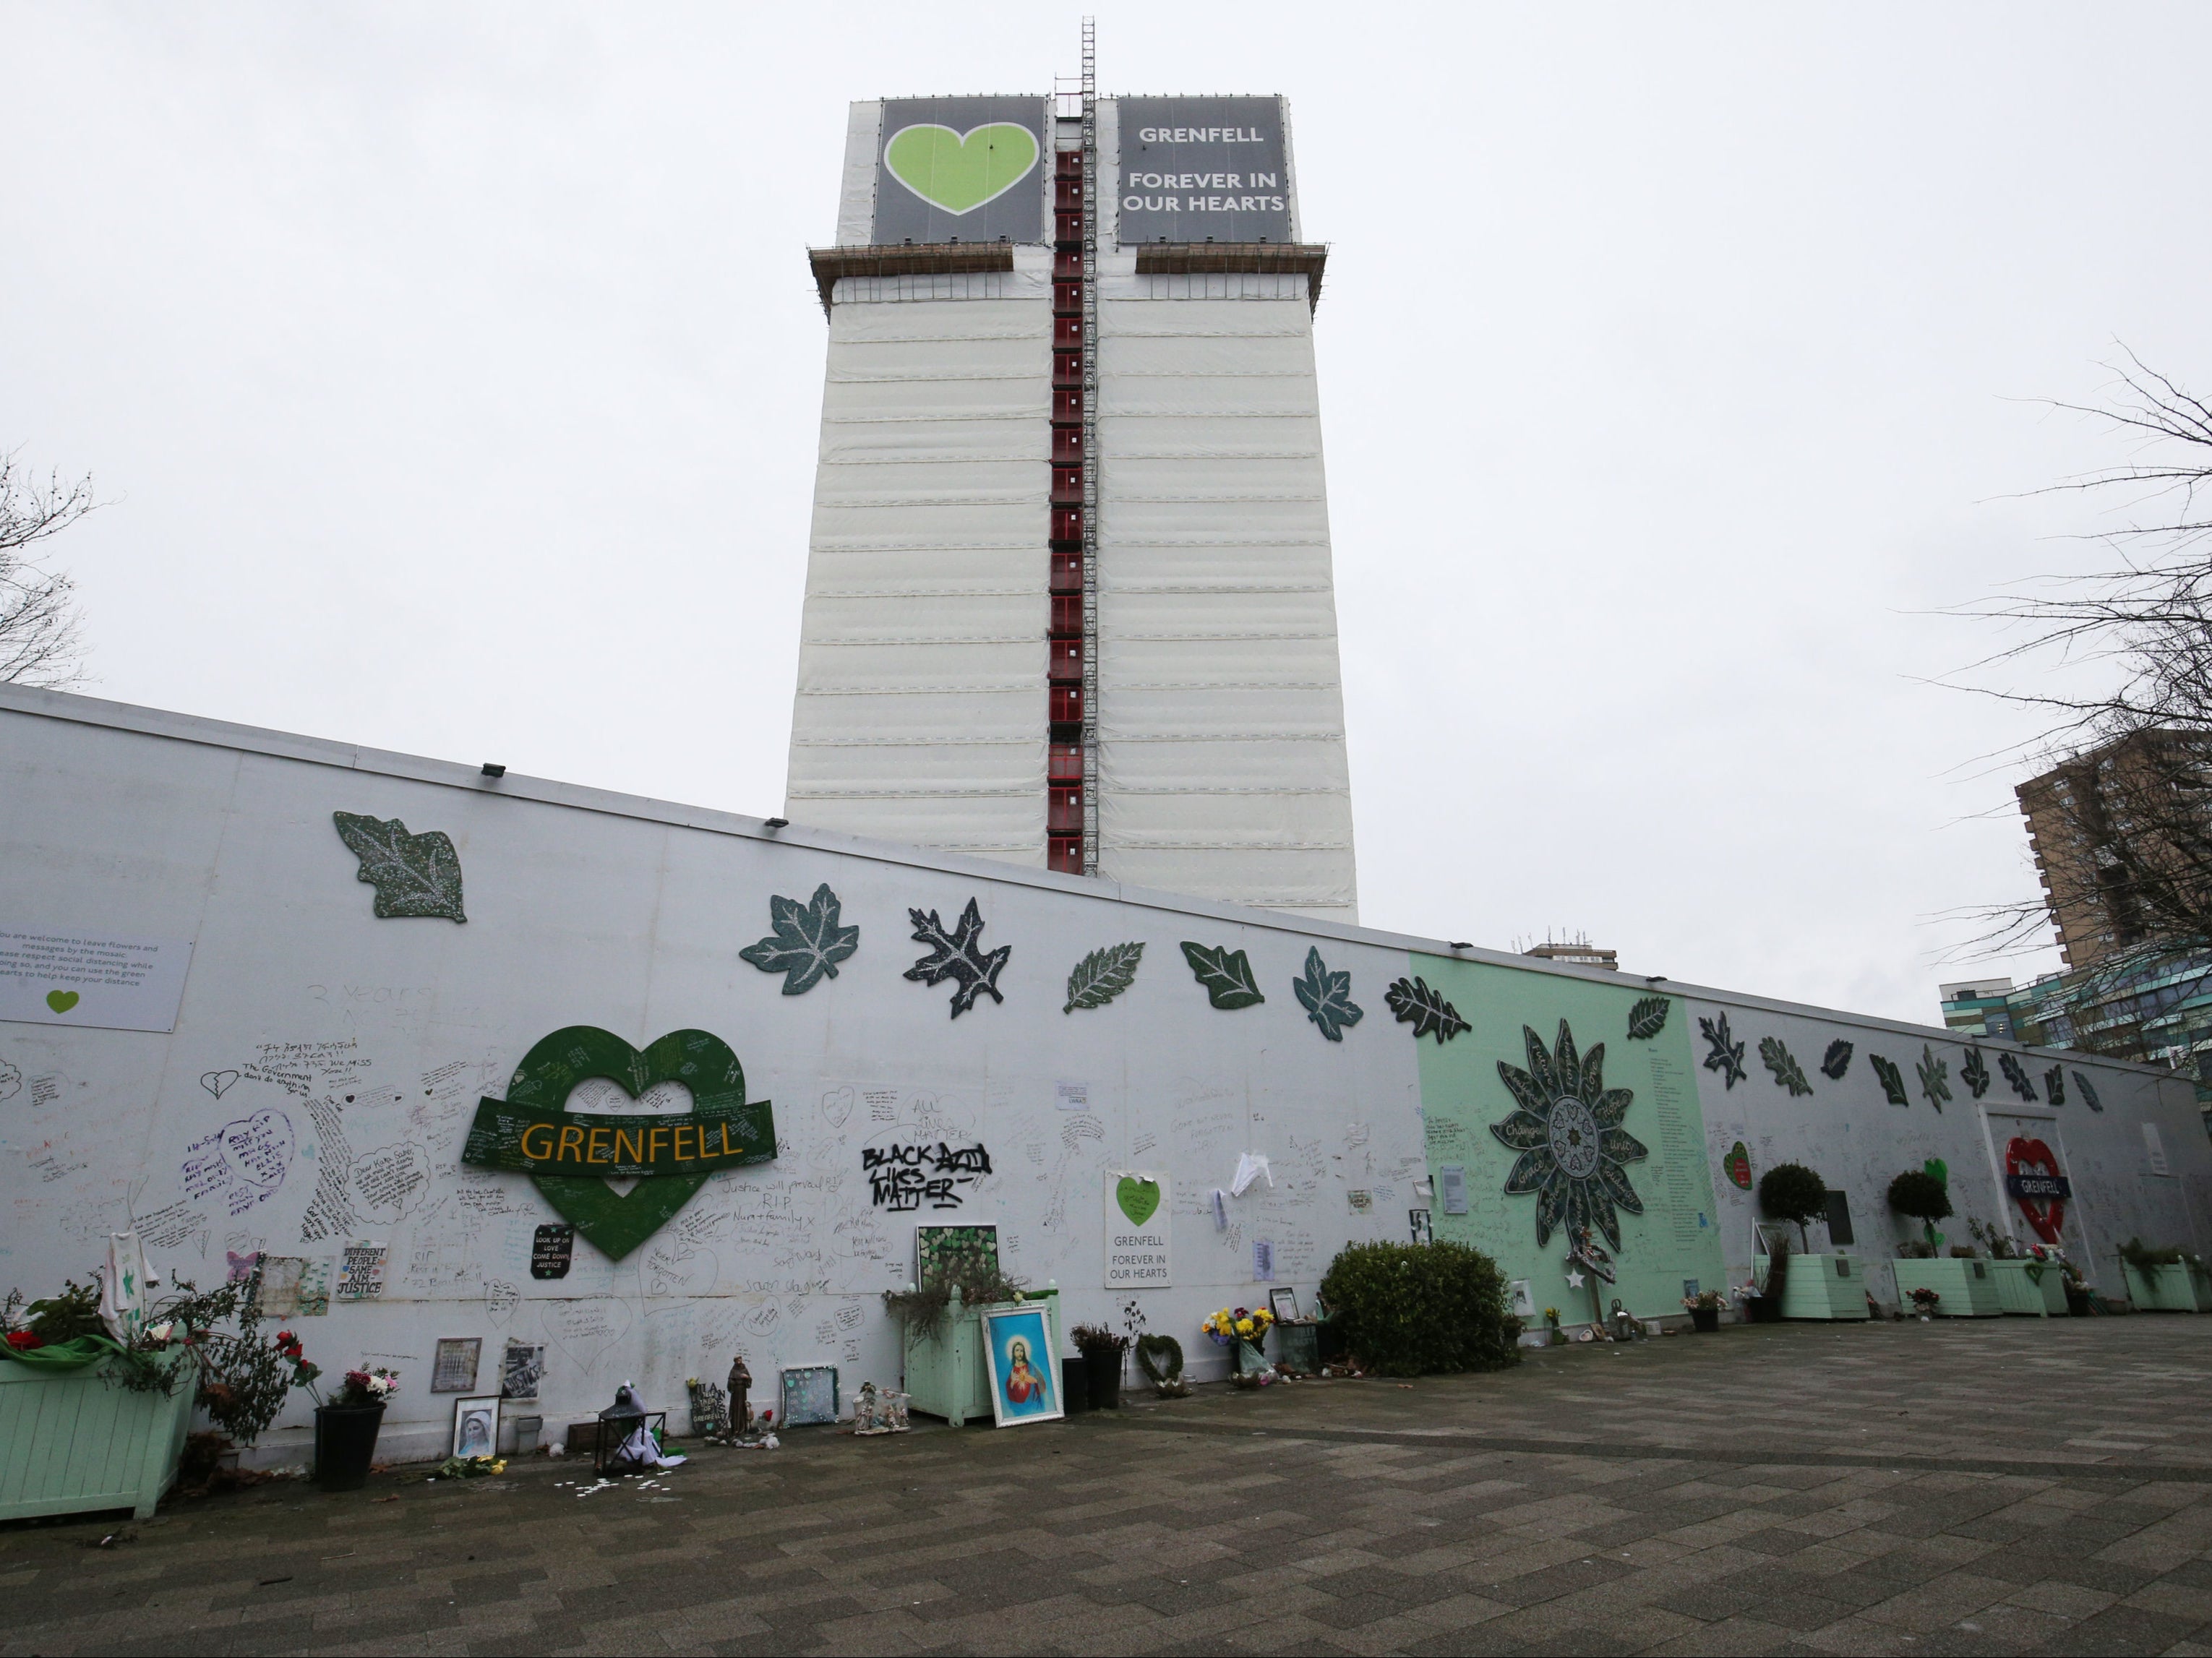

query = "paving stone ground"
[{"left": 9, "top": 1315, "right": 2212, "bottom": 1656}]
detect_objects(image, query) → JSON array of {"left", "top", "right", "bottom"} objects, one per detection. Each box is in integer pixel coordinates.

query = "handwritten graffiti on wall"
[
  {"left": 181, "top": 1109, "right": 295, "bottom": 1216},
  {"left": 862, "top": 1142, "right": 993, "bottom": 1211}
]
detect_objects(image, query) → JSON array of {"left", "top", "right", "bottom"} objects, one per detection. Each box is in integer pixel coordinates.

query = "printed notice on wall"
[
  {"left": 0, "top": 927, "right": 194, "bottom": 1033},
  {"left": 1105, "top": 1171, "right": 1171, "bottom": 1287}
]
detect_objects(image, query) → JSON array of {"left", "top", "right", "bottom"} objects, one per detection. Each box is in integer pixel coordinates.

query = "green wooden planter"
[
  {"left": 1986, "top": 1258, "right": 2067, "bottom": 1317},
  {"left": 2122, "top": 1262, "right": 2212, "bottom": 1312},
  {"left": 1777, "top": 1253, "right": 1869, "bottom": 1320},
  {"left": 901, "top": 1288, "right": 1059, "bottom": 1427},
  {"left": 1892, "top": 1258, "right": 2002, "bottom": 1317},
  {"left": 0, "top": 1349, "right": 197, "bottom": 1521}
]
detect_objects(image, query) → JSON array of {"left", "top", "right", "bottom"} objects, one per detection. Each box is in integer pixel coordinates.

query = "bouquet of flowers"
[
  {"left": 1201, "top": 1306, "right": 1274, "bottom": 1347},
  {"left": 1681, "top": 1290, "right": 1729, "bottom": 1312},
  {"left": 1908, "top": 1286, "right": 1941, "bottom": 1318},
  {"left": 280, "top": 1336, "right": 398, "bottom": 1410}
]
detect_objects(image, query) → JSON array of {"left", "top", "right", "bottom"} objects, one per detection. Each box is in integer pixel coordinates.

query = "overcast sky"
[{"left": 7, "top": 4, "right": 2210, "bottom": 1024}]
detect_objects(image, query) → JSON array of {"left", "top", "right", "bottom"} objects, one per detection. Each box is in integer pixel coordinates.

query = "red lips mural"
[{"left": 2005, "top": 1135, "right": 2068, "bottom": 1244}]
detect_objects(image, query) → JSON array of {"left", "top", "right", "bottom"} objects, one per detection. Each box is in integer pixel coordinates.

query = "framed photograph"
[
  {"left": 916, "top": 1225, "right": 998, "bottom": 1292},
  {"left": 431, "top": 1336, "right": 481, "bottom": 1393},
  {"left": 450, "top": 1394, "right": 500, "bottom": 1460},
  {"left": 979, "top": 1304, "right": 1061, "bottom": 1427},
  {"left": 779, "top": 1365, "right": 839, "bottom": 1427},
  {"left": 1269, "top": 1286, "right": 1301, "bottom": 1323}
]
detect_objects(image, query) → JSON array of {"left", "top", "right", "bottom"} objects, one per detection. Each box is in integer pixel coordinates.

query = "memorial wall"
[{"left": 2, "top": 684, "right": 2205, "bottom": 1462}]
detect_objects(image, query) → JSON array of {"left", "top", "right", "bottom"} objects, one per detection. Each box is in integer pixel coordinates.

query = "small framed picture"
[
  {"left": 430, "top": 1336, "right": 481, "bottom": 1393},
  {"left": 450, "top": 1395, "right": 500, "bottom": 1460},
  {"left": 979, "top": 1304, "right": 1061, "bottom": 1427},
  {"left": 1269, "top": 1287, "right": 1301, "bottom": 1324}
]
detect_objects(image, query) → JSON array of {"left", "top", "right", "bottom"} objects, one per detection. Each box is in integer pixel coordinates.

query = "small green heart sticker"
[
  {"left": 885, "top": 121, "right": 1039, "bottom": 215},
  {"left": 46, "top": 990, "right": 80, "bottom": 1014},
  {"left": 1116, "top": 1175, "right": 1161, "bottom": 1228}
]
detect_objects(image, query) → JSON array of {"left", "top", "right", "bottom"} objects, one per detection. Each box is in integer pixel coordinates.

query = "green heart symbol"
[
  {"left": 1116, "top": 1176, "right": 1161, "bottom": 1229},
  {"left": 1924, "top": 1157, "right": 1949, "bottom": 1186},
  {"left": 885, "top": 122, "right": 1039, "bottom": 215},
  {"left": 46, "top": 990, "right": 80, "bottom": 1014},
  {"left": 505, "top": 1026, "right": 772, "bottom": 1262}
]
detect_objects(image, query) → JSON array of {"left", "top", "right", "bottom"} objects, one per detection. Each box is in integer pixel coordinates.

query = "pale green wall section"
[{"left": 1409, "top": 956, "right": 1727, "bottom": 1323}]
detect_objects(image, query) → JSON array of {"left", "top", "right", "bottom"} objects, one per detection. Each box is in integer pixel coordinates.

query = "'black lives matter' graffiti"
[{"left": 862, "top": 1142, "right": 993, "bottom": 1211}]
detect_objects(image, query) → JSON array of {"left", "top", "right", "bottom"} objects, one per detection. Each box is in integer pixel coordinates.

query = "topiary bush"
[
  {"left": 1886, "top": 1169, "right": 1952, "bottom": 1226},
  {"left": 1758, "top": 1162, "right": 1828, "bottom": 1250},
  {"left": 1316, "top": 1240, "right": 1522, "bottom": 1377}
]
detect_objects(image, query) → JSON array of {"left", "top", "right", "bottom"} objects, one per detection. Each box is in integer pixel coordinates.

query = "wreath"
[{"left": 1134, "top": 1333, "right": 1184, "bottom": 1389}]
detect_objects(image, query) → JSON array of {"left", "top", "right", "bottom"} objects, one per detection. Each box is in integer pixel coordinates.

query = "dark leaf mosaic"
[
  {"left": 1385, "top": 976, "right": 1469, "bottom": 1044},
  {"left": 904, "top": 899, "right": 1010, "bottom": 1018}
]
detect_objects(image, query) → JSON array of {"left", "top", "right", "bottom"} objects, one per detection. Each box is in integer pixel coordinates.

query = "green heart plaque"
[
  {"left": 1116, "top": 1175, "right": 1162, "bottom": 1229},
  {"left": 46, "top": 990, "right": 80, "bottom": 1013},
  {"left": 465, "top": 1026, "right": 775, "bottom": 1262},
  {"left": 885, "top": 121, "right": 1039, "bottom": 215}
]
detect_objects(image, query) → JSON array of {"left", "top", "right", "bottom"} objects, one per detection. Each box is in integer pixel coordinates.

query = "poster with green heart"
[
  {"left": 1105, "top": 1171, "right": 1170, "bottom": 1287},
  {"left": 874, "top": 95, "right": 1048, "bottom": 246},
  {"left": 461, "top": 1025, "right": 775, "bottom": 1262}
]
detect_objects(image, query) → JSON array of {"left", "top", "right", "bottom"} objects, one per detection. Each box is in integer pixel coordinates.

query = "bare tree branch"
[
  {"left": 0, "top": 449, "right": 98, "bottom": 688},
  {"left": 1942, "top": 352, "right": 2212, "bottom": 1065}
]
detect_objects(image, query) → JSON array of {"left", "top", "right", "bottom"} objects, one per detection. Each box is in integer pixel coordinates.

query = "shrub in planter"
[
  {"left": 1316, "top": 1240, "right": 1521, "bottom": 1377},
  {"left": 1681, "top": 1289, "right": 1727, "bottom": 1333},
  {"left": 1069, "top": 1323, "right": 1131, "bottom": 1410},
  {"left": 1887, "top": 1169, "right": 1952, "bottom": 1253},
  {"left": 1757, "top": 1163, "right": 1827, "bottom": 1250},
  {"left": 2120, "top": 1237, "right": 2190, "bottom": 1271}
]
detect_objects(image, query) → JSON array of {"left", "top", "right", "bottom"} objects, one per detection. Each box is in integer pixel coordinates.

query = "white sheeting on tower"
[
  {"left": 1094, "top": 292, "right": 1359, "bottom": 922},
  {"left": 784, "top": 293, "right": 1051, "bottom": 859}
]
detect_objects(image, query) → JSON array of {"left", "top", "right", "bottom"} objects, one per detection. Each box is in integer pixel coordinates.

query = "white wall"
[
  {"left": 1, "top": 689, "right": 1418, "bottom": 1464},
  {"left": 7, "top": 686, "right": 2207, "bottom": 1467},
  {"left": 1686, "top": 995, "right": 2212, "bottom": 1305}
]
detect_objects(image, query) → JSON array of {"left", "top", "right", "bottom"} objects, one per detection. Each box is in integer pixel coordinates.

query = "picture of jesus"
[
  {"left": 980, "top": 1305, "right": 1061, "bottom": 1426},
  {"left": 1001, "top": 1338, "right": 1044, "bottom": 1404}
]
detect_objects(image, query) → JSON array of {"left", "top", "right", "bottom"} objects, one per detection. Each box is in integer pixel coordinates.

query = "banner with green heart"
[
  {"left": 885, "top": 121, "right": 1039, "bottom": 215},
  {"left": 1105, "top": 1170, "right": 1171, "bottom": 1287},
  {"left": 871, "top": 96, "right": 1047, "bottom": 245},
  {"left": 462, "top": 1026, "right": 775, "bottom": 1261}
]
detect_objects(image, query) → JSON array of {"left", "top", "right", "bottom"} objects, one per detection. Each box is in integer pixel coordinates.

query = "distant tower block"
[{"left": 787, "top": 85, "right": 1358, "bottom": 923}]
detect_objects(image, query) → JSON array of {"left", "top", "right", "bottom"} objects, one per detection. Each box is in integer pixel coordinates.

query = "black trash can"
[{"left": 1061, "top": 1356, "right": 1090, "bottom": 1413}]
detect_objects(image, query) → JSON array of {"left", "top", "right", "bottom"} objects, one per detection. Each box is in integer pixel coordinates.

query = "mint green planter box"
[
  {"left": 901, "top": 1289, "right": 1060, "bottom": 1427},
  {"left": 0, "top": 1351, "right": 196, "bottom": 1521},
  {"left": 1987, "top": 1258, "right": 2067, "bottom": 1316},
  {"left": 1893, "top": 1258, "right": 2002, "bottom": 1317},
  {"left": 2123, "top": 1262, "right": 2212, "bottom": 1312},
  {"left": 1778, "top": 1253, "right": 1868, "bottom": 1320}
]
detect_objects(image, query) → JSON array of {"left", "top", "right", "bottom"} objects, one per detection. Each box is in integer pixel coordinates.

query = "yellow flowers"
[{"left": 1201, "top": 1306, "right": 1276, "bottom": 1346}]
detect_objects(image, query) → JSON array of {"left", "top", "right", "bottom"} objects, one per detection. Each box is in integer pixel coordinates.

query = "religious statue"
[{"left": 727, "top": 1353, "right": 753, "bottom": 1438}]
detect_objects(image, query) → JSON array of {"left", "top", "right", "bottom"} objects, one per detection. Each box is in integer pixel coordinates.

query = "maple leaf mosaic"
[
  {"left": 737, "top": 882, "right": 859, "bottom": 995},
  {"left": 1490, "top": 1020, "right": 1648, "bottom": 1250},
  {"left": 902, "top": 898, "right": 1010, "bottom": 1018}
]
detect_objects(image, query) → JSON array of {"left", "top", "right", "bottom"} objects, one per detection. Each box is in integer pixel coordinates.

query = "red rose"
[{"left": 6, "top": 1331, "right": 42, "bottom": 1351}]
